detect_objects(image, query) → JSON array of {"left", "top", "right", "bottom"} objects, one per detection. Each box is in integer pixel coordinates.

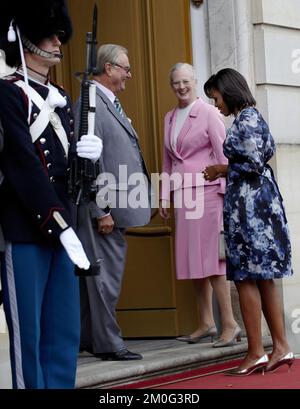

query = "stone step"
[{"left": 76, "top": 337, "right": 273, "bottom": 389}]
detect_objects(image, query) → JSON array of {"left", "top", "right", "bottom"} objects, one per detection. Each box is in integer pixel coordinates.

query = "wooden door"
[{"left": 55, "top": 0, "right": 198, "bottom": 336}]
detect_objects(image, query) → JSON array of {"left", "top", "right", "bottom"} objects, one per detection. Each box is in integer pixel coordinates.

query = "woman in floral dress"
[{"left": 203, "top": 68, "right": 294, "bottom": 376}]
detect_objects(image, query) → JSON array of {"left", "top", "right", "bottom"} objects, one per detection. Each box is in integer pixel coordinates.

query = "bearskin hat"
[{"left": 0, "top": 0, "right": 72, "bottom": 67}]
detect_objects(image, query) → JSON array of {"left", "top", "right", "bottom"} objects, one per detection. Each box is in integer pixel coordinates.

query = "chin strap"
[{"left": 22, "top": 35, "right": 63, "bottom": 60}]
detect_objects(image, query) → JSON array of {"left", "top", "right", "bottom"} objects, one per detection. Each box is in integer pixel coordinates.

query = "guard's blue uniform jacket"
[
  {"left": 0, "top": 71, "right": 80, "bottom": 389},
  {"left": 0, "top": 72, "right": 75, "bottom": 242}
]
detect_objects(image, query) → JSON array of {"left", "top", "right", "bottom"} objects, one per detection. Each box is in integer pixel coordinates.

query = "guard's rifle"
[
  {"left": 69, "top": 4, "right": 98, "bottom": 205},
  {"left": 68, "top": 5, "right": 102, "bottom": 276}
]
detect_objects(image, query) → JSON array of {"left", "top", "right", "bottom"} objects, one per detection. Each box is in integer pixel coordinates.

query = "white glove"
[
  {"left": 59, "top": 227, "right": 90, "bottom": 270},
  {"left": 76, "top": 134, "right": 103, "bottom": 162}
]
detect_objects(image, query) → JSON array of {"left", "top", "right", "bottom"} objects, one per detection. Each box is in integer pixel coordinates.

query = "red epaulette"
[{"left": 2, "top": 73, "right": 21, "bottom": 83}]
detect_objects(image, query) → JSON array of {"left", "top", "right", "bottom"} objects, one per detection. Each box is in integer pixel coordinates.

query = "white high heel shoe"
[
  {"left": 176, "top": 326, "right": 218, "bottom": 343},
  {"left": 212, "top": 326, "right": 242, "bottom": 348},
  {"left": 265, "top": 352, "right": 295, "bottom": 373},
  {"left": 225, "top": 354, "right": 269, "bottom": 376}
]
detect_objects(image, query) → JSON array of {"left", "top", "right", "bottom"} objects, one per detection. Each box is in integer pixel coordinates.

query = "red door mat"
[{"left": 113, "top": 358, "right": 300, "bottom": 389}]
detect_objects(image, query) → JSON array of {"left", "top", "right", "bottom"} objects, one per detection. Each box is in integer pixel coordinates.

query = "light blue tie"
[{"left": 114, "top": 97, "right": 124, "bottom": 116}]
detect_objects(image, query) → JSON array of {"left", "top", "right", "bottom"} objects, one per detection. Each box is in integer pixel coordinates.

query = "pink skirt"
[{"left": 174, "top": 185, "right": 226, "bottom": 280}]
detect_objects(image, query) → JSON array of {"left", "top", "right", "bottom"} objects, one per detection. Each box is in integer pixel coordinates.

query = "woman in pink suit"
[{"left": 160, "top": 63, "right": 240, "bottom": 347}]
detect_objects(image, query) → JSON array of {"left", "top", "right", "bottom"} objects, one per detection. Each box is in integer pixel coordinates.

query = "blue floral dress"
[{"left": 223, "top": 107, "right": 293, "bottom": 281}]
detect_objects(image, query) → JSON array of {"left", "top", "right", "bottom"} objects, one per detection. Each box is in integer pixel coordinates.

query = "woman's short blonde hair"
[{"left": 169, "top": 63, "right": 197, "bottom": 84}]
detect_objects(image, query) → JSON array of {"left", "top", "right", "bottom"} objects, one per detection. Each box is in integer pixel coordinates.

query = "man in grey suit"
[{"left": 75, "top": 44, "right": 151, "bottom": 360}]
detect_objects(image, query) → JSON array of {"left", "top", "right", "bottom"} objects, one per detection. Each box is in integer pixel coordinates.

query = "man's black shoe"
[{"left": 87, "top": 348, "right": 143, "bottom": 361}]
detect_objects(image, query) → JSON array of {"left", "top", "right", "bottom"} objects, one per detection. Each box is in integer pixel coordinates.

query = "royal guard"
[{"left": 0, "top": 1, "right": 102, "bottom": 388}]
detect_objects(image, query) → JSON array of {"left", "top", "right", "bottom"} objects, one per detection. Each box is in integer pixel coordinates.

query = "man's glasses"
[{"left": 112, "top": 63, "right": 131, "bottom": 74}]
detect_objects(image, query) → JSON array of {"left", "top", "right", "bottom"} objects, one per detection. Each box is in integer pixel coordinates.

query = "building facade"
[{"left": 193, "top": 0, "right": 300, "bottom": 352}]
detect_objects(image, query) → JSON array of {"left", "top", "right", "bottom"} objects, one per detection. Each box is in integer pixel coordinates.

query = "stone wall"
[
  {"left": 252, "top": 0, "right": 300, "bottom": 352},
  {"left": 194, "top": 0, "right": 300, "bottom": 346}
]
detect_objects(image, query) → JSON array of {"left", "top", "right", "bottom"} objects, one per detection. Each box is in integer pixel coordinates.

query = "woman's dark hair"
[{"left": 203, "top": 68, "right": 256, "bottom": 114}]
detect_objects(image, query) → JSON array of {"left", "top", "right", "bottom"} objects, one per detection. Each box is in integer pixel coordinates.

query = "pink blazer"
[{"left": 161, "top": 98, "right": 227, "bottom": 201}]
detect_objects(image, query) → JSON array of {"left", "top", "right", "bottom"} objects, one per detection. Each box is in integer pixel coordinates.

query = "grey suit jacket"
[{"left": 74, "top": 87, "right": 151, "bottom": 228}]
